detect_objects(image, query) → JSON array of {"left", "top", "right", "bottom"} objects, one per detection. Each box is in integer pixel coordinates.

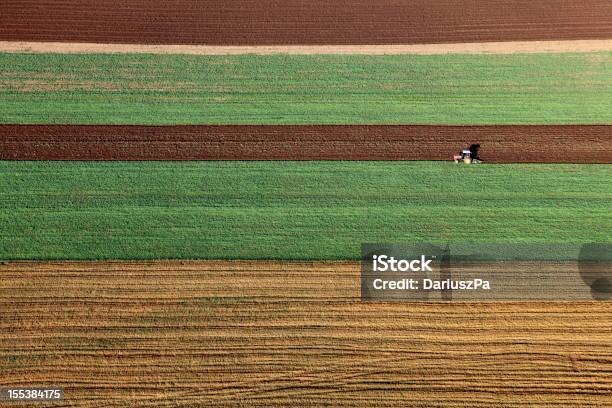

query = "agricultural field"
[
  {"left": 1, "top": 1, "right": 611, "bottom": 406},
  {"left": 1, "top": 124, "right": 610, "bottom": 162},
  {"left": 1, "top": 0, "right": 611, "bottom": 45},
  {"left": 1, "top": 161, "right": 610, "bottom": 260},
  {"left": 1, "top": 261, "right": 611, "bottom": 407},
  {"left": 0, "top": 52, "right": 610, "bottom": 125}
]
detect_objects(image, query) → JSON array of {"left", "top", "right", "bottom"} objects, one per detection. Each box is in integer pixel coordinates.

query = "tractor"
[{"left": 453, "top": 144, "right": 482, "bottom": 164}]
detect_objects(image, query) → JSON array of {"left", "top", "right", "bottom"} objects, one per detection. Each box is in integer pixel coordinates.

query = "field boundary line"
[{"left": 1, "top": 40, "right": 612, "bottom": 55}]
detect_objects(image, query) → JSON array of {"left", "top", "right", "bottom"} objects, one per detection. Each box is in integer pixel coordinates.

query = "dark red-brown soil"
[
  {"left": 1, "top": 1, "right": 611, "bottom": 45},
  {"left": 1, "top": 125, "right": 610, "bottom": 162}
]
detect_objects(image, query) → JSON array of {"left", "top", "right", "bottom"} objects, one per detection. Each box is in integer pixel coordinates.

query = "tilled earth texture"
[
  {"left": 1, "top": 1, "right": 611, "bottom": 45},
  {"left": 1, "top": 125, "right": 610, "bottom": 162},
  {"left": 1, "top": 261, "right": 611, "bottom": 407}
]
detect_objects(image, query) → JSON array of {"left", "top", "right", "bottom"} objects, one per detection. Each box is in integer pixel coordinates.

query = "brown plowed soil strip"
[
  {"left": 1, "top": 125, "right": 610, "bottom": 163},
  {"left": 1, "top": 261, "right": 610, "bottom": 407},
  {"left": 1, "top": 1, "right": 611, "bottom": 45}
]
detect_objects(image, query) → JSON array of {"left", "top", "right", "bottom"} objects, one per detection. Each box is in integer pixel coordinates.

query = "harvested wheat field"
[
  {"left": 1, "top": 1, "right": 611, "bottom": 45},
  {"left": 1, "top": 125, "right": 610, "bottom": 162},
  {"left": 0, "top": 261, "right": 611, "bottom": 407}
]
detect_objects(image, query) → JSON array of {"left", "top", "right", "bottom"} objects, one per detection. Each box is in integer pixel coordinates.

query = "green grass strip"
[
  {"left": 0, "top": 52, "right": 610, "bottom": 124},
  {"left": 1, "top": 161, "right": 610, "bottom": 260}
]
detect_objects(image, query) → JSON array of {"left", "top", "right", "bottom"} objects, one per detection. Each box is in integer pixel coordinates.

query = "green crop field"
[
  {"left": 1, "top": 161, "right": 609, "bottom": 260},
  {"left": 0, "top": 52, "right": 610, "bottom": 125}
]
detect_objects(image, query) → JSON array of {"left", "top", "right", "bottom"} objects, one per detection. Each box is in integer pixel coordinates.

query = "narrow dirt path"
[{"left": 1, "top": 40, "right": 611, "bottom": 55}]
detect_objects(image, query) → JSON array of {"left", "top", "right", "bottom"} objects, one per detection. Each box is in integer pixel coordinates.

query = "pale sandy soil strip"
[{"left": 1, "top": 40, "right": 611, "bottom": 55}]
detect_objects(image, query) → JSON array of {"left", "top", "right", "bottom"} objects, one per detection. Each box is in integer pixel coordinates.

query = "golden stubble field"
[{"left": 1, "top": 261, "right": 610, "bottom": 407}]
